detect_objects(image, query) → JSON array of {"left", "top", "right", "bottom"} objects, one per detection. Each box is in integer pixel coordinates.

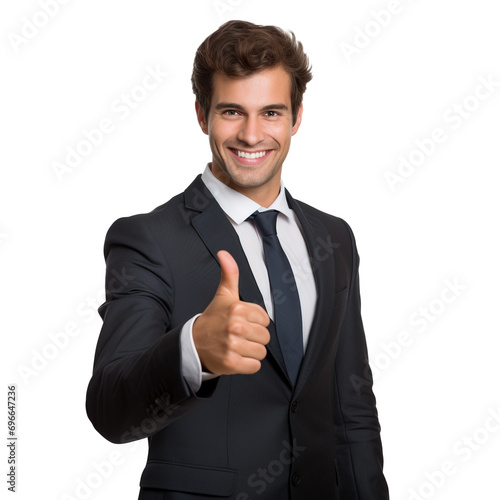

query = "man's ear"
[
  {"left": 291, "top": 103, "right": 303, "bottom": 136},
  {"left": 195, "top": 101, "right": 209, "bottom": 135}
]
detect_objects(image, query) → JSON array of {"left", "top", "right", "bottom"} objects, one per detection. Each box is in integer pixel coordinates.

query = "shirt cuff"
[{"left": 180, "top": 314, "right": 219, "bottom": 393}]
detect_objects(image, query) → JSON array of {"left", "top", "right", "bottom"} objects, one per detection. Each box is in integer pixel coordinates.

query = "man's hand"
[{"left": 192, "top": 250, "right": 271, "bottom": 375}]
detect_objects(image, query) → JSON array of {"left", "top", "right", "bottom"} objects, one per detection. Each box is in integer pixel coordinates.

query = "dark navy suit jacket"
[{"left": 86, "top": 175, "right": 389, "bottom": 499}]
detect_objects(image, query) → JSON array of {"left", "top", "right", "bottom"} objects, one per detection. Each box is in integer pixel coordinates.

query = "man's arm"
[
  {"left": 86, "top": 216, "right": 216, "bottom": 444},
  {"left": 333, "top": 221, "right": 389, "bottom": 499},
  {"left": 86, "top": 217, "right": 270, "bottom": 444}
]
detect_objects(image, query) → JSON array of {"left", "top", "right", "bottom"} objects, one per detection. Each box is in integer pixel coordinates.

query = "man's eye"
[
  {"left": 265, "top": 111, "right": 279, "bottom": 117},
  {"left": 223, "top": 110, "right": 239, "bottom": 116}
]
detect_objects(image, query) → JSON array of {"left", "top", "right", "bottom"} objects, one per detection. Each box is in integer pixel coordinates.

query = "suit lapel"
[
  {"left": 285, "top": 193, "right": 337, "bottom": 395},
  {"left": 184, "top": 176, "right": 289, "bottom": 381}
]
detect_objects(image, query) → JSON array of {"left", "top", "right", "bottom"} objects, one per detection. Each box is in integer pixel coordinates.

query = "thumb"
[{"left": 217, "top": 250, "right": 240, "bottom": 298}]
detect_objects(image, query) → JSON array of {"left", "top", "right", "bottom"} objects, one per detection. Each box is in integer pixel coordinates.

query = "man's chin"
[
  {"left": 212, "top": 159, "right": 280, "bottom": 190},
  {"left": 226, "top": 170, "right": 274, "bottom": 190}
]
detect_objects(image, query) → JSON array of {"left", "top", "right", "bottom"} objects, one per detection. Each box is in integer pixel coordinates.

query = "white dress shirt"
[{"left": 180, "top": 164, "right": 317, "bottom": 391}]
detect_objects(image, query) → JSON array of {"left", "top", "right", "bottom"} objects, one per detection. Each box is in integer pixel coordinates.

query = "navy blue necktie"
[{"left": 249, "top": 210, "right": 303, "bottom": 384}]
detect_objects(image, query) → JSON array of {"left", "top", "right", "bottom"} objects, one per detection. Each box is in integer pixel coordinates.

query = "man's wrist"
[{"left": 181, "top": 314, "right": 219, "bottom": 392}]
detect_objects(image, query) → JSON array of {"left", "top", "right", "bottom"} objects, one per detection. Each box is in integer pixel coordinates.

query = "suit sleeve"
[
  {"left": 333, "top": 221, "right": 389, "bottom": 499},
  {"left": 85, "top": 216, "right": 217, "bottom": 444}
]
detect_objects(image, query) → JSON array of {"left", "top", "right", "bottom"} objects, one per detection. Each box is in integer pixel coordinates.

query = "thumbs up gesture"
[{"left": 192, "top": 250, "right": 271, "bottom": 375}]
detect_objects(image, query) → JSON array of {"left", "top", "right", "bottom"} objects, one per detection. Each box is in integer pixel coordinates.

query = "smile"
[{"left": 230, "top": 148, "right": 271, "bottom": 159}]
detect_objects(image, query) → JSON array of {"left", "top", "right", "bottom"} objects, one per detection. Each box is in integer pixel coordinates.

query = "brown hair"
[{"left": 191, "top": 20, "right": 312, "bottom": 125}]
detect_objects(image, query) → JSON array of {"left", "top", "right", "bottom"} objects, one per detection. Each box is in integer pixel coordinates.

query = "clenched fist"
[{"left": 193, "top": 250, "right": 271, "bottom": 375}]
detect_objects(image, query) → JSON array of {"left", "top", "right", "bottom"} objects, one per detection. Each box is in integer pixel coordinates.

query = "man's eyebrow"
[
  {"left": 214, "top": 102, "right": 244, "bottom": 111},
  {"left": 214, "top": 102, "right": 289, "bottom": 112},
  {"left": 261, "top": 104, "right": 289, "bottom": 112}
]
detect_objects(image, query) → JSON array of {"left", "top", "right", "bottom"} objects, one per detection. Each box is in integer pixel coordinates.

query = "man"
[{"left": 86, "top": 20, "right": 389, "bottom": 500}]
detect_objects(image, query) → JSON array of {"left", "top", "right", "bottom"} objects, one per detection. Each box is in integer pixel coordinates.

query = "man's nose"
[{"left": 237, "top": 115, "right": 265, "bottom": 146}]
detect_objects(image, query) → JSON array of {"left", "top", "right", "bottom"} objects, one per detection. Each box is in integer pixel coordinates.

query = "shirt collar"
[{"left": 201, "top": 163, "right": 294, "bottom": 225}]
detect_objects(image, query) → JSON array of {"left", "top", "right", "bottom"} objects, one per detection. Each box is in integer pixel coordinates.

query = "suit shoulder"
[
  {"left": 107, "top": 192, "right": 186, "bottom": 233},
  {"left": 295, "top": 199, "right": 355, "bottom": 236},
  {"left": 102, "top": 191, "right": 189, "bottom": 255},
  {"left": 294, "top": 199, "right": 361, "bottom": 265}
]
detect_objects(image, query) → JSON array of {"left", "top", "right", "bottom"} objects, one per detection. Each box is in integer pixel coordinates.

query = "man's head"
[
  {"left": 191, "top": 20, "right": 312, "bottom": 128},
  {"left": 192, "top": 21, "right": 312, "bottom": 207}
]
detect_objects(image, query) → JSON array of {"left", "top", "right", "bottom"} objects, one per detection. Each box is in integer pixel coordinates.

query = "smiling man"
[
  {"left": 86, "top": 20, "right": 389, "bottom": 500},
  {"left": 197, "top": 66, "right": 300, "bottom": 208}
]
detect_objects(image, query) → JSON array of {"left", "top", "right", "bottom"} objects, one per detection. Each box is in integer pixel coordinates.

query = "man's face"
[{"left": 196, "top": 65, "right": 303, "bottom": 206}]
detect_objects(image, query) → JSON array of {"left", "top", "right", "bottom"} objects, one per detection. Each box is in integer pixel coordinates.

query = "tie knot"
[{"left": 249, "top": 210, "right": 279, "bottom": 237}]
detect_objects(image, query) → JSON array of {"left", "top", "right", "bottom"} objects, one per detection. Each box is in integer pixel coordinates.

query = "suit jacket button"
[
  {"left": 291, "top": 400, "right": 298, "bottom": 413},
  {"left": 292, "top": 472, "right": 301, "bottom": 486}
]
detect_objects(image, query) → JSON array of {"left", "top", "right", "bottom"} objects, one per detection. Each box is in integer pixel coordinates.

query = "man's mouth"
[{"left": 229, "top": 148, "right": 271, "bottom": 160}]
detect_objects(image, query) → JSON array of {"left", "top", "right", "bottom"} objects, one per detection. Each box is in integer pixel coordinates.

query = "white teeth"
[{"left": 235, "top": 150, "right": 268, "bottom": 159}]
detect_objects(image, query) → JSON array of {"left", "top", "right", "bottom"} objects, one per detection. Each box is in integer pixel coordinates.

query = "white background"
[{"left": 1, "top": 1, "right": 499, "bottom": 499}]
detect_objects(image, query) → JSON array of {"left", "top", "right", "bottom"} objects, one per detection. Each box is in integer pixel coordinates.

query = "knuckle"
[
  {"left": 255, "top": 344, "right": 268, "bottom": 360},
  {"left": 247, "top": 359, "right": 261, "bottom": 374},
  {"left": 260, "top": 311, "right": 270, "bottom": 326},
  {"left": 255, "top": 326, "right": 271, "bottom": 345},
  {"left": 228, "top": 301, "right": 244, "bottom": 316},
  {"left": 227, "top": 319, "right": 245, "bottom": 336},
  {"left": 226, "top": 334, "right": 241, "bottom": 352}
]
